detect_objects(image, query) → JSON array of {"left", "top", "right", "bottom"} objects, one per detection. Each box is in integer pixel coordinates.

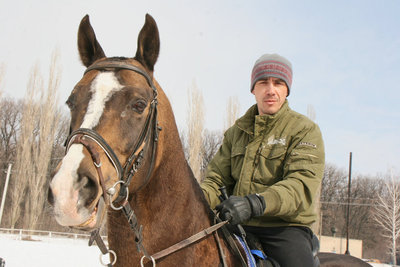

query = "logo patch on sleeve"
[{"left": 298, "top": 142, "right": 317, "bottom": 148}]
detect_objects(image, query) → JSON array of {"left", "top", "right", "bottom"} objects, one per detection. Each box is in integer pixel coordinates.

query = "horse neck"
[
  {"left": 105, "top": 86, "right": 229, "bottom": 266},
  {"left": 133, "top": 89, "right": 213, "bottom": 237}
]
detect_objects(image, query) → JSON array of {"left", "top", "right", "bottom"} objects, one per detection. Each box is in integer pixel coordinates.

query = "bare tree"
[
  {"left": 0, "top": 99, "right": 22, "bottom": 227},
  {"left": 307, "top": 104, "right": 316, "bottom": 122},
  {"left": 320, "top": 164, "right": 347, "bottom": 237},
  {"left": 184, "top": 95, "right": 237, "bottom": 182},
  {"left": 12, "top": 51, "right": 62, "bottom": 229},
  {"left": 29, "top": 51, "right": 61, "bottom": 229},
  {"left": 320, "top": 163, "right": 392, "bottom": 260},
  {"left": 179, "top": 129, "right": 189, "bottom": 162},
  {"left": 305, "top": 104, "right": 321, "bottom": 233},
  {"left": 186, "top": 80, "right": 204, "bottom": 182},
  {"left": 0, "top": 98, "right": 21, "bottom": 168},
  {"left": 199, "top": 129, "right": 223, "bottom": 182},
  {"left": 48, "top": 111, "right": 70, "bottom": 172},
  {"left": 10, "top": 79, "right": 37, "bottom": 228},
  {"left": 372, "top": 171, "right": 400, "bottom": 265},
  {"left": 224, "top": 96, "right": 240, "bottom": 130}
]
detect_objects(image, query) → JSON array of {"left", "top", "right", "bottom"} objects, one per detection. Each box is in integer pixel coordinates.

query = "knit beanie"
[{"left": 250, "top": 54, "right": 293, "bottom": 95}]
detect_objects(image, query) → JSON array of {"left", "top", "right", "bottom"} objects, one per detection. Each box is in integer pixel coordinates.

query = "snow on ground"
[
  {"left": 369, "top": 264, "right": 398, "bottom": 267},
  {"left": 0, "top": 233, "right": 107, "bottom": 267}
]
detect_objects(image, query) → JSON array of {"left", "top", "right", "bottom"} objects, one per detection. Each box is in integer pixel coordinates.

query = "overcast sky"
[{"left": 0, "top": 0, "right": 399, "bottom": 177}]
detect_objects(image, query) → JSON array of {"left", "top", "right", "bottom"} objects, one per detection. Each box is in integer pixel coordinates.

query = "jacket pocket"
[
  {"left": 253, "top": 145, "right": 286, "bottom": 186},
  {"left": 231, "top": 146, "right": 246, "bottom": 181}
]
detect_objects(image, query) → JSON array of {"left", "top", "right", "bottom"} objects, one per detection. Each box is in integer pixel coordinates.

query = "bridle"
[
  {"left": 65, "top": 59, "right": 232, "bottom": 267},
  {"left": 65, "top": 59, "right": 161, "bottom": 265},
  {"left": 66, "top": 59, "right": 161, "bottom": 203}
]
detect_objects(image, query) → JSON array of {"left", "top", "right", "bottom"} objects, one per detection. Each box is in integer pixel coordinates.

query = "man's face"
[{"left": 252, "top": 77, "right": 288, "bottom": 115}]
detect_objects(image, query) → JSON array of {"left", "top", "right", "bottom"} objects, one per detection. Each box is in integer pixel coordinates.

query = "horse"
[
  {"left": 48, "top": 14, "right": 371, "bottom": 267},
  {"left": 48, "top": 14, "right": 239, "bottom": 267}
]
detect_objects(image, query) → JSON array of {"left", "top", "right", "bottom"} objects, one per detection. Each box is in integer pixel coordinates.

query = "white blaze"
[
  {"left": 50, "top": 72, "right": 123, "bottom": 224},
  {"left": 81, "top": 72, "right": 124, "bottom": 128}
]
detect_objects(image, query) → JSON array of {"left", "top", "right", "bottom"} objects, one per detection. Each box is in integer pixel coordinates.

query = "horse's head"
[{"left": 48, "top": 14, "right": 160, "bottom": 230}]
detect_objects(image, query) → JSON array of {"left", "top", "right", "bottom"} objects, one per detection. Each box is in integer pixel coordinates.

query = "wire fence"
[{"left": 0, "top": 228, "right": 107, "bottom": 242}]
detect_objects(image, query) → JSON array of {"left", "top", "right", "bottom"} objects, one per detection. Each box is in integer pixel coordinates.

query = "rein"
[{"left": 140, "top": 220, "right": 229, "bottom": 266}]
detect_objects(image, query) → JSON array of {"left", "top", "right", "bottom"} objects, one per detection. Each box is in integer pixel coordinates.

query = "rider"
[{"left": 201, "top": 53, "right": 325, "bottom": 267}]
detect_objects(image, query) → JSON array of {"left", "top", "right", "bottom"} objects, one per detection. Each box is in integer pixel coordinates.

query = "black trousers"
[{"left": 244, "top": 225, "right": 315, "bottom": 267}]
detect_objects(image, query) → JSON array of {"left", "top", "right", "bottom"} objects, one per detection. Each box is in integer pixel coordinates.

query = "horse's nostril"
[{"left": 77, "top": 174, "right": 98, "bottom": 207}]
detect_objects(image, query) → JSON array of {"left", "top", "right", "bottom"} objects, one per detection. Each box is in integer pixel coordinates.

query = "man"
[{"left": 201, "top": 54, "right": 325, "bottom": 267}]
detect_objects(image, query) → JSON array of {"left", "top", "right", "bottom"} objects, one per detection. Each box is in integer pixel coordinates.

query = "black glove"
[{"left": 216, "top": 194, "right": 266, "bottom": 225}]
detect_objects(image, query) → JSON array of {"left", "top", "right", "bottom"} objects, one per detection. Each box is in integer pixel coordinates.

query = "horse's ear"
[
  {"left": 77, "top": 15, "right": 106, "bottom": 67},
  {"left": 135, "top": 14, "right": 160, "bottom": 72}
]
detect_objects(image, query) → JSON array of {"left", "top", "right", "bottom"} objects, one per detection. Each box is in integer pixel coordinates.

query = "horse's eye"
[
  {"left": 131, "top": 100, "right": 147, "bottom": 114},
  {"left": 66, "top": 97, "right": 75, "bottom": 110}
]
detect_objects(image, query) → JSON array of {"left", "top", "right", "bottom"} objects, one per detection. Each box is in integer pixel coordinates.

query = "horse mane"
[
  {"left": 154, "top": 79, "right": 216, "bottom": 221},
  {"left": 185, "top": 161, "right": 217, "bottom": 222}
]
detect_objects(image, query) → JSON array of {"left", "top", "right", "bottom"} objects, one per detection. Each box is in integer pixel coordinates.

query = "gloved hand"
[{"left": 216, "top": 194, "right": 266, "bottom": 225}]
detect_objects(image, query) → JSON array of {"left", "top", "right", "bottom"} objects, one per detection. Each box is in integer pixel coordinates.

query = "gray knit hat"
[{"left": 250, "top": 54, "right": 293, "bottom": 95}]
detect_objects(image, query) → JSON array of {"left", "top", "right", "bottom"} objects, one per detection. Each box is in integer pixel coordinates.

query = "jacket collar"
[{"left": 236, "top": 100, "right": 290, "bottom": 137}]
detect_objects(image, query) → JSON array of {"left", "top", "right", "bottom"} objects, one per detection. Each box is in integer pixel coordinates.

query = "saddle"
[{"left": 221, "top": 224, "right": 321, "bottom": 267}]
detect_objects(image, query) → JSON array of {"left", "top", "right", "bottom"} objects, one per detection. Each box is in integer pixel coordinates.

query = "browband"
[{"left": 84, "top": 60, "right": 157, "bottom": 95}]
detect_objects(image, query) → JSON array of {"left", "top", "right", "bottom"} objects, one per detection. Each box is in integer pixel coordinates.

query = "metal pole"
[
  {"left": 345, "top": 152, "right": 352, "bottom": 255},
  {"left": 0, "top": 163, "right": 12, "bottom": 226},
  {"left": 319, "top": 210, "right": 323, "bottom": 240}
]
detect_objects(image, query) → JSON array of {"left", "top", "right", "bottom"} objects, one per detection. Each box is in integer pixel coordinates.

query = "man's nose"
[{"left": 264, "top": 82, "right": 275, "bottom": 95}]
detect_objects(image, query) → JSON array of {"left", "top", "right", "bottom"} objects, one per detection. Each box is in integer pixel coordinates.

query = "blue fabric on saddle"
[
  {"left": 234, "top": 234, "right": 266, "bottom": 267},
  {"left": 250, "top": 249, "right": 266, "bottom": 260}
]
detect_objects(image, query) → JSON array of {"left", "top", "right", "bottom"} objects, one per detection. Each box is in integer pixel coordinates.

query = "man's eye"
[{"left": 275, "top": 81, "right": 285, "bottom": 86}]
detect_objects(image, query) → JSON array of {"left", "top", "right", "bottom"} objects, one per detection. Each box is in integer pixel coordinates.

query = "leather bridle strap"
[
  {"left": 68, "top": 133, "right": 111, "bottom": 203},
  {"left": 83, "top": 60, "right": 159, "bottom": 193},
  {"left": 121, "top": 98, "right": 158, "bottom": 191},
  {"left": 66, "top": 128, "right": 124, "bottom": 181},
  {"left": 84, "top": 61, "right": 157, "bottom": 95},
  {"left": 142, "top": 220, "right": 229, "bottom": 263}
]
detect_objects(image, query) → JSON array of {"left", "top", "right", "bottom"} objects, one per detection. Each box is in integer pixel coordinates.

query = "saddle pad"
[{"left": 233, "top": 234, "right": 257, "bottom": 267}]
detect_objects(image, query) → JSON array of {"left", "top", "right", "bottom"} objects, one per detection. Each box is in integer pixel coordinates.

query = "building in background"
[{"left": 319, "top": 235, "right": 363, "bottom": 259}]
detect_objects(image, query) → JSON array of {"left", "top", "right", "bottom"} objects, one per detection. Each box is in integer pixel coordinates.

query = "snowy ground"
[
  {"left": 0, "top": 232, "right": 106, "bottom": 267},
  {"left": 2, "top": 232, "right": 397, "bottom": 267}
]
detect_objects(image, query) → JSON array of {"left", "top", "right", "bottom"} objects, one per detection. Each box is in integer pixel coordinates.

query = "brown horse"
[
  {"left": 48, "top": 14, "right": 240, "bottom": 267},
  {"left": 48, "top": 14, "right": 371, "bottom": 267}
]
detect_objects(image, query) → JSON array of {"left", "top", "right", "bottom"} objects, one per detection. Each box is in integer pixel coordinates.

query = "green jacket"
[{"left": 201, "top": 100, "right": 325, "bottom": 228}]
